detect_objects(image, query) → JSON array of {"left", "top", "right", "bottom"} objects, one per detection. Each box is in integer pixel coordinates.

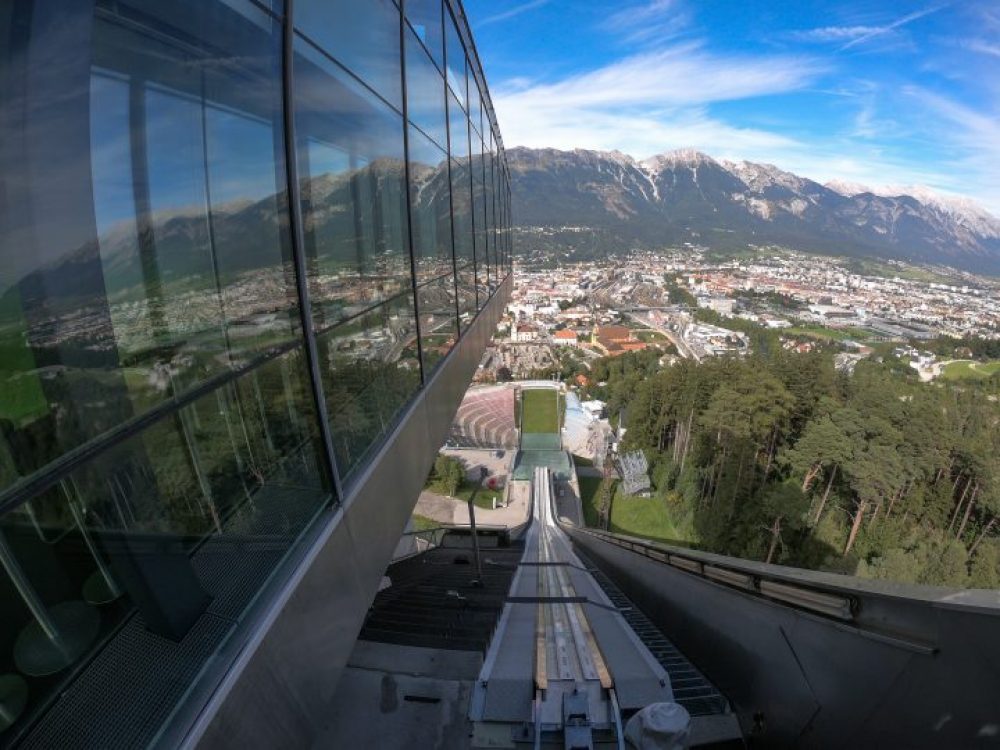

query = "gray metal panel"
[
  {"left": 187, "top": 278, "right": 511, "bottom": 749},
  {"left": 569, "top": 527, "right": 1000, "bottom": 749}
]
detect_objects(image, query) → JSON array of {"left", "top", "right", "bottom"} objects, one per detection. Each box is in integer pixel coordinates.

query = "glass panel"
[
  {"left": 317, "top": 296, "right": 421, "bottom": 480},
  {"left": 406, "top": 0, "right": 444, "bottom": 72},
  {"left": 417, "top": 274, "right": 458, "bottom": 374},
  {"left": 405, "top": 27, "right": 448, "bottom": 151},
  {"left": 448, "top": 91, "right": 468, "bottom": 161},
  {"left": 0, "top": 0, "right": 295, "bottom": 494},
  {"left": 408, "top": 126, "right": 453, "bottom": 282},
  {"left": 471, "top": 139, "right": 489, "bottom": 306},
  {"left": 456, "top": 262, "right": 477, "bottom": 332},
  {"left": 0, "top": 345, "right": 328, "bottom": 745},
  {"left": 450, "top": 156, "right": 474, "bottom": 267},
  {"left": 444, "top": 11, "right": 466, "bottom": 110},
  {"left": 479, "top": 136, "right": 492, "bottom": 293},
  {"left": 450, "top": 156, "right": 477, "bottom": 321},
  {"left": 468, "top": 75, "right": 481, "bottom": 138},
  {"left": 294, "top": 38, "right": 411, "bottom": 330},
  {"left": 295, "top": 0, "right": 402, "bottom": 110}
]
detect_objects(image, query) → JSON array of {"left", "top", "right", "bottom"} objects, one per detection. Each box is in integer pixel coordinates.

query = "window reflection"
[
  {"left": 295, "top": 0, "right": 402, "bottom": 110},
  {"left": 0, "top": 0, "right": 296, "bottom": 494},
  {"left": 405, "top": 27, "right": 449, "bottom": 152},
  {"left": 294, "top": 39, "right": 410, "bottom": 329},
  {"left": 409, "top": 127, "right": 454, "bottom": 282},
  {"left": 0, "top": 0, "right": 510, "bottom": 743},
  {"left": 445, "top": 12, "right": 467, "bottom": 109},
  {"left": 406, "top": 0, "right": 445, "bottom": 73},
  {"left": 417, "top": 274, "right": 459, "bottom": 375},
  {"left": 457, "top": 264, "right": 478, "bottom": 332},
  {"left": 0, "top": 345, "right": 327, "bottom": 745},
  {"left": 318, "top": 297, "right": 421, "bottom": 479}
]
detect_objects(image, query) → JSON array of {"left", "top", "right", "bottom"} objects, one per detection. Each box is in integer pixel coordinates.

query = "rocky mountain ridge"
[{"left": 507, "top": 146, "right": 1000, "bottom": 274}]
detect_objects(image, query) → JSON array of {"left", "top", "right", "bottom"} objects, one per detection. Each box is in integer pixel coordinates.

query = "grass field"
[
  {"left": 579, "top": 476, "right": 604, "bottom": 527},
  {"left": 521, "top": 388, "right": 559, "bottom": 433},
  {"left": 608, "top": 492, "right": 682, "bottom": 543},
  {"left": 452, "top": 480, "right": 498, "bottom": 510},
  {"left": 785, "top": 325, "right": 869, "bottom": 342},
  {"left": 410, "top": 514, "right": 439, "bottom": 531},
  {"left": 940, "top": 360, "right": 1000, "bottom": 381}
]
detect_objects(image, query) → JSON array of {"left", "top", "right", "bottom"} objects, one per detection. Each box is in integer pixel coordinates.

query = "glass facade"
[{"left": 0, "top": 0, "right": 510, "bottom": 745}]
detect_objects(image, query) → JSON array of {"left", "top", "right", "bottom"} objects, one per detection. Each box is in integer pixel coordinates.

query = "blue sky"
[{"left": 464, "top": 0, "right": 1000, "bottom": 213}]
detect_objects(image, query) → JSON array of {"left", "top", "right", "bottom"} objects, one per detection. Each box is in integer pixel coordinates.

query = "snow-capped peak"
[
  {"left": 642, "top": 149, "right": 715, "bottom": 173},
  {"left": 721, "top": 159, "right": 805, "bottom": 192},
  {"left": 824, "top": 179, "right": 873, "bottom": 197},
  {"left": 825, "top": 180, "right": 1000, "bottom": 237}
]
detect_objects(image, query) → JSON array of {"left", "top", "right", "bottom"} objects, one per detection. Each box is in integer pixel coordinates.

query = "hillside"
[{"left": 507, "top": 147, "right": 1000, "bottom": 274}]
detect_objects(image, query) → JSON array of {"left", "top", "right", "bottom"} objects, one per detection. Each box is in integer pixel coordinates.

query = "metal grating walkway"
[
  {"left": 578, "top": 551, "right": 731, "bottom": 718},
  {"left": 359, "top": 534, "right": 524, "bottom": 654}
]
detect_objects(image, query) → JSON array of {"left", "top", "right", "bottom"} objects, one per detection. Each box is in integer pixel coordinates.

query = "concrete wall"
[
  {"left": 568, "top": 528, "right": 1000, "bottom": 748},
  {"left": 180, "top": 277, "right": 511, "bottom": 749}
]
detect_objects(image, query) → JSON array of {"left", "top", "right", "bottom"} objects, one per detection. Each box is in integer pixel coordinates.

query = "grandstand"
[{"left": 447, "top": 386, "right": 518, "bottom": 449}]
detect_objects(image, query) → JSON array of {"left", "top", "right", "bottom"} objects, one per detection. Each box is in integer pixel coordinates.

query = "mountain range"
[{"left": 507, "top": 147, "right": 1000, "bottom": 274}]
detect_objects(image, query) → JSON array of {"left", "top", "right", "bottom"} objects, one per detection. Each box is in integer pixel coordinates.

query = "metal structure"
[
  {"left": 568, "top": 526, "right": 1000, "bottom": 748},
  {"left": 0, "top": 0, "right": 511, "bottom": 747},
  {"left": 469, "top": 467, "right": 677, "bottom": 747},
  {"left": 615, "top": 451, "right": 651, "bottom": 496}
]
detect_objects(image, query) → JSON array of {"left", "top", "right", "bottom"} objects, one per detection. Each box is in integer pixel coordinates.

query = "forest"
[{"left": 575, "top": 342, "right": 1000, "bottom": 589}]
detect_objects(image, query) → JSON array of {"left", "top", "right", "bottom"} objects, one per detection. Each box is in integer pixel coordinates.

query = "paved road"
[{"left": 624, "top": 311, "right": 699, "bottom": 361}]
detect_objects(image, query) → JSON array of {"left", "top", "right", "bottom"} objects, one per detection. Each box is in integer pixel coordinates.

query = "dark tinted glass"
[
  {"left": 471, "top": 143, "right": 489, "bottom": 305},
  {"left": 0, "top": 344, "right": 327, "bottom": 743},
  {"left": 449, "top": 153, "right": 478, "bottom": 324},
  {"left": 468, "top": 78, "right": 482, "bottom": 139},
  {"left": 0, "top": 0, "right": 296, "bottom": 494},
  {"left": 406, "top": 0, "right": 444, "bottom": 72},
  {"left": 295, "top": 0, "right": 402, "bottom": 110},
  {"left": 293, "top": 38, "right": 410, "bottom": 330},
  {"left": 317, "top": 296, "right": 421, "bottom": 480},
  {"left": 408, "top": 127, "right": 453, "bottom": 281},
  {"left": 444, "top": 11, "right": 467, "bottom": 110},
  {"left": 405, "top": 27, "right": 448, "bottom": 151},
  {"left": 457, "top": 262, "right": 478, "bottom": 332},
  {"left": 417, "top": 274, "right": 458, "bottom": 374}
]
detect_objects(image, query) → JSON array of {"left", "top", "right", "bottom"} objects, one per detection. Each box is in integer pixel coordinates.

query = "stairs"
[
  {"left": 580, "top": 552, "right": 731, "bottom": 718},
  {"left": 359, "top": 533, "right": 524, "bottom": 653}
]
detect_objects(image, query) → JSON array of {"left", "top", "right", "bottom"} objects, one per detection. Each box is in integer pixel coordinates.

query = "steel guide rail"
[{"left": 571, "top": 528, "right": 857, "bottom": 622}]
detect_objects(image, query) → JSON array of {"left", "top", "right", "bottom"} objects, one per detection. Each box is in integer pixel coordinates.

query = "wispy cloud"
[
  {"left": 790, "top": 26, "right": 883, "bottom": 43},
  {"left": 900, "top": 86, "right": 1000, "bottom": 212},
  {"left": 839, "top": 5, "right": 948, "bottom": 50},
  {"left": 963, "top": 39, "right": 1000, "bottom": 58},
  {"left": 788, "top": 5, "right": 949, "bottom": 51},
  {"left": 498, "top": 43, "right": 824, "bottom": 111},
  {"left": 494, "top": 42, "right": 825, "bottom": 163},
  {"left": 478, "top": 0, "right": 551, "bottom": 28},
  {"left": 606, "top": 0, "right": 690, "bottom": 44}
]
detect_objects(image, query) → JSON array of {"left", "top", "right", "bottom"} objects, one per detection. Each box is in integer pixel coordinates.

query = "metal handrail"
[{"left": 567, "top": 525, "right": 858, "bottom": 622}]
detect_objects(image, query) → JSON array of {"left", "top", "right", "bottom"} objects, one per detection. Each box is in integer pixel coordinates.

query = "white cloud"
[
  {"left": 496, "top": 43, "right": 824, "bottom": 111},
  {"left": 791, "top": 26, "right": 882, "bottom": 43},
  {"left": 839, "top": 5, "right": 948, "bottom": 50},
  {"left": 963, "top": 39, "right": 1000, "bottom": 58},
  {"left": 492, "top": 43, "right": 820, "bottom": 158},
  {"left": 901, "top": 86, "right": 1000, "bottom": 212},
  {"left": 787, "top": 5, "right": 949, "bottom": 51},
  {"left": 606, "top": 0, "right": 690, "bottom": 43},
  {"left": 478, "top": 0, "right": 550, "bottom": 28},
  {"left": 485, "top": 6, "right": 997, "bottom": 215}
]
